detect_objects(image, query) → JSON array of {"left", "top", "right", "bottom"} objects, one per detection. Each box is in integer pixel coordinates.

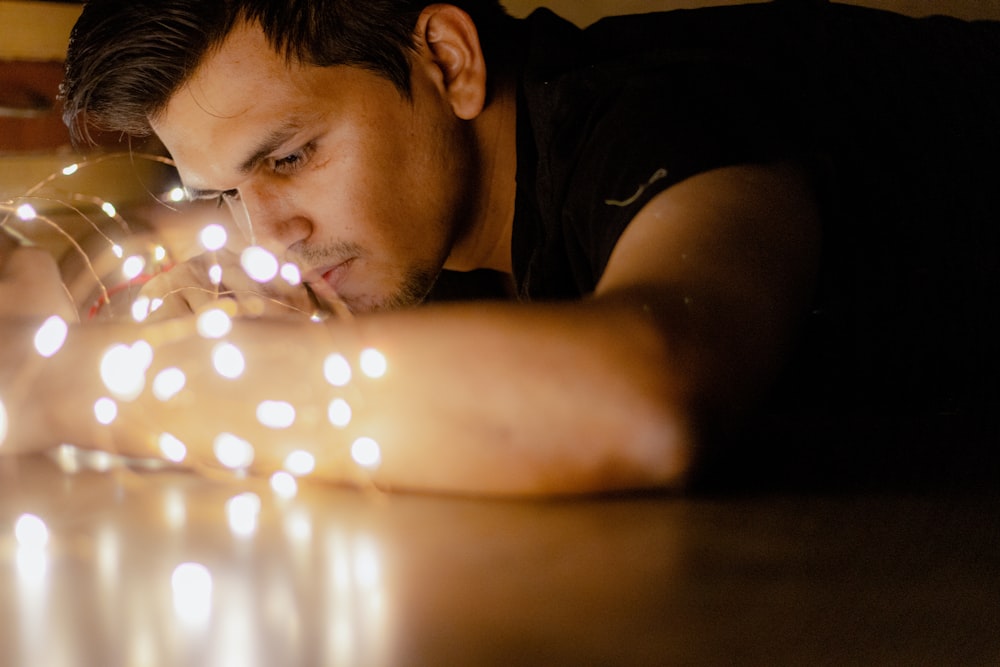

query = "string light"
[
  {"left": 270, "top": 471, "right": 298, "bottom": 498},
  {"left": 100, "top": 342, "right": 152, "bottom": 400},
  {"left": 6, "top": 152, "right": 393, "bottom": 493},
  {"left": 199, "top": 223, "right": 227, "bottom": 251},
  {"left": 327, "top": 398, "right": 352, "bottom": 428},
  {"left": 196, "top": 308, "right": 233, "bottom": 339},
  {"left": 152, "top": 367, "right": 186, "bottom": 401},
  {"left": 323, "top": 353, "right": 352, "bottom": 387},
  {"left": 240, "top": 246, "right": 279, "bottom": 283},
  {"left": 351, "top": 437, "right": 381, "bottom": 469},
  {"left": 284, "top": 449, "right": 315, "bottom": 476},
  {"left": 131, "top": 296, "right": 152, "bottom": 322},
  {"left": 33, "top": 315, "right": 69, "bottom": 358},
  {"left": 15, "top": 203, "right": 37, "bottom": 221},
  {"left": 212, "top": 342, "right": 246, "bottom": 379},
  {"left": 280, "top": 263, "right": 302, "bottom": 286},
  {"left": 256, "top": 400, "right": 296, "bottom": 429},
  {"left": 122, "top": 255, "right": 146, "bottom": 280},
  {"left": 94, "top": 397, "right": 118, "bottom": 425},
  {"left": 359, "top": 348, "right": 388, "bottom": 379},
  {"left": 213, "top": 432, "right": 255, "bottom": 469},
  {"left": 158, "top": 433, "right": 188, "bottom": 462}
]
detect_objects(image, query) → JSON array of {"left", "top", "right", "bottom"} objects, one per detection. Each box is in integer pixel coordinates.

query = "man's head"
[
  {"left": 62, "top": 1, "right": 517, "bottom": 313},
  {"left": 62, "top": 0, "right": 512, "bottom": 144}
]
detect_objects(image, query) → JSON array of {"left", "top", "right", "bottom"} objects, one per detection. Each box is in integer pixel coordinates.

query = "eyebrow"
[{"left": 184, "top": 117, "right": 312, "bottom": 200}]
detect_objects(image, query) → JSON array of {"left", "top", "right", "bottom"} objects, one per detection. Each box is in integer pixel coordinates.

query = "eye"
[
  {"left": 216, "top": 189, "right": 240, "bottom": 208},
  {"left": 271, "top": 142, "right": 315, "bottom": 175}
]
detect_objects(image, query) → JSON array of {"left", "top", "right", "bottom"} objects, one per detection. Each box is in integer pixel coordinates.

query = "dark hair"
[{"left": 61, "top": 0, "right": 513, "bottom": 146}]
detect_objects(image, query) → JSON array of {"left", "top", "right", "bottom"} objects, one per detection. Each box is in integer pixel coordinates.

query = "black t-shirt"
[{"left": 509, "top": 2, "right": 1000, "bottom": 424}]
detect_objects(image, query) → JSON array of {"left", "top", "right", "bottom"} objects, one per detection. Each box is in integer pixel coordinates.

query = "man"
[{"left": 1, "top": 0, "right": 997, "bottom": 494}]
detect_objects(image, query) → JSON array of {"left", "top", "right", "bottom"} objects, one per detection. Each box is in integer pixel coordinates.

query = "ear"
[{"left": 414, "top": 4, "right": 487, "bottom": 120}]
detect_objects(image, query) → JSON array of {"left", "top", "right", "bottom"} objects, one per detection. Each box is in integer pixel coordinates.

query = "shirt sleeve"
[{"left": 554, "top": 55, "right": 811, "bottom": 290}]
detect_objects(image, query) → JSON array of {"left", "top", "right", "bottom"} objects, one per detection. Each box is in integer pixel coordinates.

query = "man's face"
[{"left": 152, "top": 23, "right": 477, "bottom": 313}]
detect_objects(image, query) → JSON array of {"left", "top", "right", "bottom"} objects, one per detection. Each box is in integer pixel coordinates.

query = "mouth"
[
  {"left": 303, "top": 258, "right": 356, "bottom": 316},
  {"left": 303, "top": 257, "right": 353, "bottom": 292},
  {"left": 318, "top": 258, "right": 354, "bottom": 292}
]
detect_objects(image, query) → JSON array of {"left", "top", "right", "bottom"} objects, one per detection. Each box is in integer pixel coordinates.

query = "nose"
[{"left": 227, "top": 183, "right": 312, "bottom": 252}]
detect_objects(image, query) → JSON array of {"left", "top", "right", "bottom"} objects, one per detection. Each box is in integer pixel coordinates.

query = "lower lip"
[{"left": 321, "top": 259, "right": 354, "bottom": 292}]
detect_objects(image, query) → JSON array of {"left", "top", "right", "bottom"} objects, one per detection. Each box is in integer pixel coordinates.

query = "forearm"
[{"left": 2, "top": 298, "right": 693, "bottom": 496}]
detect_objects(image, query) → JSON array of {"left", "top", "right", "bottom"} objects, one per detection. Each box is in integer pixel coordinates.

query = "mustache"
[{"left": 288, "top": 240, "right": 364, "bottom": 269}]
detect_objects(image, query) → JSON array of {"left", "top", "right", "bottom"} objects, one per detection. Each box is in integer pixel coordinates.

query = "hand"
[
  {"left": 139, "top": 247, "right": 322, "bottom": 322},
  {"left": 0, "top": 229, "right": 77, "bottom": 322}
]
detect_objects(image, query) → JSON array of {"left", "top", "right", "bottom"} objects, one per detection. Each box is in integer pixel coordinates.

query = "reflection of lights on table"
[
  {"left": 226, "top": 492, "right": 262, "bottom": 537},
  {"left": 1, "top": 453, "right": 396, "bottom": 666},
  {"left": 171, "top": 562, "right": 213, "bottom": 624},
  {"left": 15, "top": 513, "right": 49, "bottom": 549}
]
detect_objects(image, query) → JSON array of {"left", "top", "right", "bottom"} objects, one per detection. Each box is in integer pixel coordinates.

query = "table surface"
[{"left": 2, "top": 450, "right": 999, "bottom": 666}]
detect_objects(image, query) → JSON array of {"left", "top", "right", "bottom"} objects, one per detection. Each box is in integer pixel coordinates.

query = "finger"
[{"left": 0, "top": 247, "right": 77, "bottom": 321}]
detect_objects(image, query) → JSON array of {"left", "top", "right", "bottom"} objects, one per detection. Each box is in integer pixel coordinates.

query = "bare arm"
[{"left": 1, "top": 162, "right": 819, "bottom": 496}]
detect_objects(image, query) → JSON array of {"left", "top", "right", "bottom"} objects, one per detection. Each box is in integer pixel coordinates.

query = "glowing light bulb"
[
  {"left": 94, "top": 397, "right": 118, "bottom": 425},
  {"left": 213, "top": 432, "right": 254, "bottom": 469},
  {"left": 284, "top": 449, "right": 315, "bottom": 476},
  {"left": 15, "top": 203, "right": 36, "bottom": 221},
  {"left": 208, "top": 264, "right": 223, "bottom": 285},
  {"left": 280, "top": 263, "right": 302, "bottom": 286},
  {"left": 132, "top": 339, "right": 153, "bottom": 367},
  {"left": 351, "top": 437, "right": 381, "bottom": 469},
  {"left": 323, "top": 353, "right": 351, "bottom": 387},
  {"left": 152, "top": 367, "right": 186, "bottom": 401},
  {"left": 167, "top": 187, "right": 185, "bottom": 202},
  {"left": 359, "top": 348, "right": 387, "bottom": 379},
  {"left": 226, "top": 492, "right": 261, "bottom": 537},
  {"left": 212, "top": 342, "right": 245, "bottom": 379},
  {"left": 100, "top": 342, "right": 152, "bottom": 400},
  {"left": 240, "top": 246, "right": 279, "bottom": 283},
  {"left": 196, "top": 308, "right": 232, "bottom": 339},
  {"left": 270, "top": 471, "right": 298, "bottom": 498},
  {"left": 0, "top": 397, "right": 7, "bottom": 446},
  {"left": 14, "top": 514, "right": 49, "bottom": 549},
  {"left": 101, "top": 201, "right": 117, "bottom": 218},
  {"left": 199, "top": 224, "right": 227, "bottom": 251},
  {"left": 131, "top": 296, "right": 151, "bottom": 322},
  {"left": 256, "top": 400, "right": 296, "bottom": 429},
  {"left": 122, "top": 255, "right": 146, "bottom": 280},
  {"left": 61, "top": 163, "right": 79, "bottom": 176},
  {"left": 171, "top": 562, "right": 212, "bottom": 622},
  {"left": 33, "top": 315, "right": 68, "bottom": 358},
  {"left": 327, "top": 398, "right": 352, "bottom": 428},
  {"left": 158, "top": 433, "right": 187, "bottom": 462}
]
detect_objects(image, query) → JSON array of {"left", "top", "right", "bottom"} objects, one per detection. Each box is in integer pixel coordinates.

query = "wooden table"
[{"left": 2, "top": 451, "right": 998, "bottom": 665}]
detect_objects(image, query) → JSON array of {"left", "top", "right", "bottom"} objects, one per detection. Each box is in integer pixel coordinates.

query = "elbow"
[{"left": 616, "top": 386, "right": 698, "bottom": 492}]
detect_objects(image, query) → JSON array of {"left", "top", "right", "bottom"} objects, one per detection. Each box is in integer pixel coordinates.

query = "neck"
[{"left": 444, "top": 73, "right": 517, "bottom": 274}]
